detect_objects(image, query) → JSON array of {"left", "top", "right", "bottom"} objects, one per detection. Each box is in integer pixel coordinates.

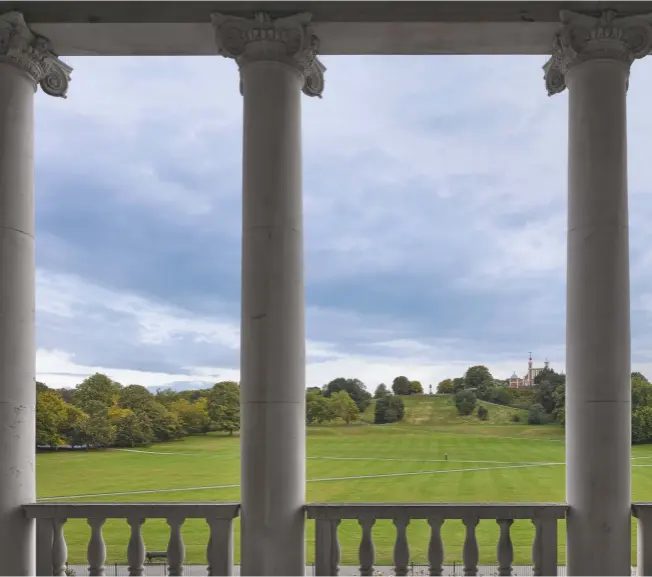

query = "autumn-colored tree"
[
  {"left": 36, "top": 391, "right": 68, "bottom": 447},
  {"left": 330, "top": 390, "right": 359, "bottom": 424},
  {"left": 171, "top": 398, "right": 211, "bottom": 435},
  {"left": 208, "top": 382, "right": 240, "bottom": 435},
  {"left": 75, "top": 373, "right": 122, "bottom": 413}
]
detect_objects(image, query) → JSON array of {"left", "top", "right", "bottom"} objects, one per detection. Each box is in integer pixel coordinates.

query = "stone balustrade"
[
  {"left": 23, "top": 503, "right": 240, "bottom": 577},
  {"left": 633, "top": 503, "right": 652, "bottom": 576},
  {"left": 305, "top": 503, "right": 567, "bottom": 577}
]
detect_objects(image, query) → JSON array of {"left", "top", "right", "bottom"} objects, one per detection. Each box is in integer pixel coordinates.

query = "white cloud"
[
  {"left": 32, "top": 52, "right": 652, "bottom": 389},
  {"left": 36, "top": 268, "right": 552, "bottom": 389},
  {"left": 36, "top": 348, "right": 233, "bottom": 389}
]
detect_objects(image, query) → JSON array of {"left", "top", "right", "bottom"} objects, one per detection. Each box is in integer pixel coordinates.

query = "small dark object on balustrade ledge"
[{"left": 145, "top": 551, "right": 168, "bottom": 563}]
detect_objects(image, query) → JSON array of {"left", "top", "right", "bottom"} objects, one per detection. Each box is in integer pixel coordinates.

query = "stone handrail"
[
  {"left": 305, "top": 503, "right": 567, "bottom": 577},
  {"left": 633, "top": 503, "right": 652, "bottom": 576},
  {"left": 23, "top": 502, "right": 240, "bottom": 577}
]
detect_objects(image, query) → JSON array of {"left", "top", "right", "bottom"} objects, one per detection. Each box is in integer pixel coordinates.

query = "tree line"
[
  {"left": 36, "top": 373, "right": 420, "bottom": 449},
  {"left": 437, "top": 364, "right": 652, "bottom": 443},
  {"left": 306, "top": 376, "right": 413, "bottom": 425},
  {"left": 435, "top": 364, "right": 566, "bottom": 424},
  {"left": 36, "top": 373, "right": 240, "bottom": 449}
]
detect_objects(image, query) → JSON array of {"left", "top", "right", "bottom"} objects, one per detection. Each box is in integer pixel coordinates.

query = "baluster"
[
  {"left": 315, "top": 519, "right": 341, "bottom": 576},
  {"left": 496, "top": 519, "right": 514, "bottom": 576},
  {"left": 206, "top": 517, "right": 235, "bottom": 576},
  {"left": 358, "top": 517, "right": 376, "bottom": 577},
  {"left": 393, "top": 517, "right": 410, "bottom": 577},
  {"left": 427, "top": 518, "right": 444, "bottom": 577},
  {"left": 127, "top": 518, "right": 146, "bottom": 577},
  {"left": 330, "top": 519, "right": 341, "bottom": 576},
  {"left": 166, "top": 517, "right": 186, "bottom": 576},
  {"left": 87, "top": 518, "right": 107, "bottom": 576},
  {"left": 462, "top": 517, "right": 479, "bottom": 577},
  {"left": 36, "top": 518, "right": 55, "bottom": 577},
  {"left": 531, "top": 517, "right": 557, "bottom": 577},
  {"left": 637, "top": 508, "right": 652, "bottom": 576},
  {"left": 52, "top": 518, "right": 68, "bottom": 577}
]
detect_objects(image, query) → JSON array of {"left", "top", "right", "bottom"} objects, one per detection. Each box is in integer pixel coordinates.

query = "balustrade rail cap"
[
  {"left": 632, "top": 503, "right": 652, "bottom": 518},
  {"left": 23, "top": 502, "right": 241, "bottom": 519},
  {"left": 305, "top": 503, "right": 568, "bottom": 520}
]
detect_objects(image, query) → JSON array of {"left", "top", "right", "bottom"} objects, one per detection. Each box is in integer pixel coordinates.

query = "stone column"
[
  {"left": 211, "top": 12, "right": 325, "bottom": 576},
  {"left": 544, "top": 10, "right": 652, "bottom": 576},
  {"left": 0, "top": 12, "right": 71, "bottom": 576}
]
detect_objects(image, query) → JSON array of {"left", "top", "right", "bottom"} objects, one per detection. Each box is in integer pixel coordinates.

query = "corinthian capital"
[
  {"left": 543, "top": 10, "right": 652, "bottom": 95},
  {"left": 211, "top": 12, "right": 325, "bottom": 98},
  {"left": 0, "top": 11, "right": 72, "bottom": 98}
]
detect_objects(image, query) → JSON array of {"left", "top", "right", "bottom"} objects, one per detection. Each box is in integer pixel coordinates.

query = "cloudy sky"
[{"left": 33, "top": 53, "right": 652, "bottom": 391}]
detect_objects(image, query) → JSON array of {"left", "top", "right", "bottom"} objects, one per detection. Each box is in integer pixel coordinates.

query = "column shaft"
[
  {"left": 239, "top": 60, "right": 306, "bottom": 576},
  {"left": 565, "top": 59, "right": 631, "bottom": 576},
  {"left": 0, "top": 62, "right": 36, "bottom": 576}
]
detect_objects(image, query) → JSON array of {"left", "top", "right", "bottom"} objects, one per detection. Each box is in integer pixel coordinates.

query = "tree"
[
  {"left": 118, "top": 385, "right": 154, "bottom": 413},
  {"left": 374, "top": 396, "right": 405, "bottom": 424},
  {"left": 528, "top": 403, "right": 546, "bottom": 425},
  {"left": 75, "top": 373, "right": 122, "bottom": 413},
  {"left": 436, "top": 379, "right": 454, "bottom": 394},
  {"left": 409, "top": 380, "right": 423, "bottom": 395},
  {"left": 477, "top": 405, "right": 489, "bottom": 421},
  {"left": 36, "top": 391, "right": 68, "bottom": 447},
  {"left": 170, "top": 398, "right": 211, "bottom": 435},
  {"left": 154, "top": 388, "right": 181, "bottom": 406},
  {"left": 632, "top": 371, "right": 650, "bottom": 384},
  {"left": 83, "top": 415, "right": 115, "bottom": 448},
  {"left": 534, "top": 369, "right": 566, "bottom": 415},
  {"left": 452, "top": 377, "right": 466, "bottom": 393},
  {"left": 464, "top": 366, "right": 493, "bottom": 389},
  {"left": 488, "top": 386, "right": 512, "bottom": 406},
  {"left": 391, "top": 376, "right": 412, "bottom": 396},
  {"left": 306, "top": 390, "right": 335, "bottom": 425},
  {"left": 633, "top": 406, "right": 652, "bottom": 444},
  {"left": 330, "top": 390, "right": 359, "bottom": 424},
  {"left": 36, "top": 381, "right": 50, "bottom": 394},
  {"left": 632, "top": 374, "right": 652, "bottom": 443},
  {"left": 59, "top": 404, "right": 90, "bottom": 448},
  {"left": 148, "top": 402, "right": 182, "bottom": 442},
  {"left": 552, "top": 383, "right": 566, "bottom": 426},
  {"left": 112, "top": 408, "right": 154, "bottom": 447},
  {"left": 454, "top": 390, "right": 477, "bottom": 416},
  {"left": 322, "top": 378, "right": 372, "bottom": 412},
  {"left": 56, "top": 388, "right": 76, "bottom": 405},
  {"left": 374, "top": 384, "right": 390, "bottom": 399},
  {"left": 208, "top": 381, "right": 240, "bottom": 435},
  {"left": 118, "top": 385, "right": 179, "bottom": 442}
]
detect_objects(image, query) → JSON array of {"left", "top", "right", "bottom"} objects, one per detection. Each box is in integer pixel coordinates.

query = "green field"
[{"left": 37, "top": 395, "right": 652, "bottom": 566}]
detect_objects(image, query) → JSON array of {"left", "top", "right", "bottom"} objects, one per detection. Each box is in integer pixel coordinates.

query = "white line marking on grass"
[
  {"left": 633, "top": 456, "right": 652, "bottom": 460},
  {"left": 114, "top": 449, "right": 239, "bottom": 457},
  {"left": 116, "top": 449, "right": 555, "bottom": 467},
  {"left": 116, "top": 449, "right": 206, "bottom": 456},
  {"left": 37, "top": 462, "right": 563, "bottom": 501},
  {"left": 37, "top": 483, "right": 242, "bottom": 501},
  {"left": 426, "top": 431, "right": 564, "bottom": 443},
  {"left": 307, "top": 456, "right": 556, "bottom": 465},
  {"left": 305, "top": 462, "right": 563, "bottom": 483}
]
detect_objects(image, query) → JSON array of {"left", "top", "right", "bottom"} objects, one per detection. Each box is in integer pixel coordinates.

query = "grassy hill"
[{"left": 363, "top": 394, "right": 530, "bottom": 426}]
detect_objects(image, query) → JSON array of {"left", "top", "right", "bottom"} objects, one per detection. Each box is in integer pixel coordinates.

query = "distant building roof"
[{"left": 510, "top": 372, "right": 519, "bottom": 379}]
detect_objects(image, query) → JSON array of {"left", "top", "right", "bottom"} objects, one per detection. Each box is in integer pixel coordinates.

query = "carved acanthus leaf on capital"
[
  {"left": 543, "top": 10, "right": 652, "bottom": 96},
  {"left": 0, "top": 11, "right": 71, "bottom": 98},
  {"left": 211, "top": 11, "right": 326, "bottom": 98}
]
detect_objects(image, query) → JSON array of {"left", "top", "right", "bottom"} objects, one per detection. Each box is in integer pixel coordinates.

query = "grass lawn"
[{"left": 36, "top": 396, "right": 652, "bottom": 566}]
